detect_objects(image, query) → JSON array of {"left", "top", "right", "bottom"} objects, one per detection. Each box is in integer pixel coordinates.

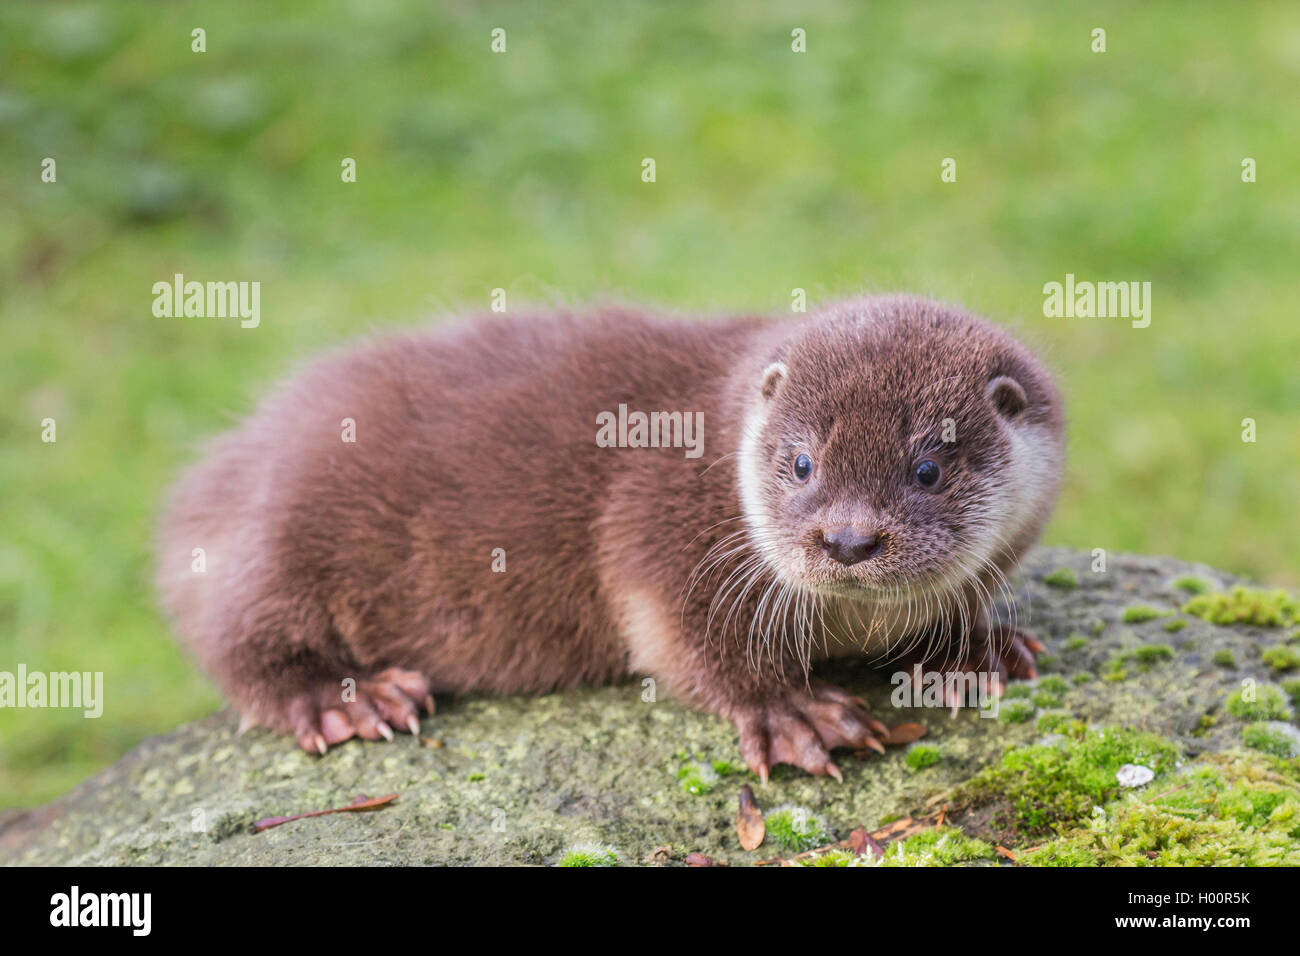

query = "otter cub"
[{"left": 158, "top": 295, "right": 1063, "bottom": 780}]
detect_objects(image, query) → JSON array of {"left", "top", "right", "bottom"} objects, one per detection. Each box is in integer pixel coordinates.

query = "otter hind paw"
[{"left": 274, "top": 667, "right": 434, "bottom": 755}]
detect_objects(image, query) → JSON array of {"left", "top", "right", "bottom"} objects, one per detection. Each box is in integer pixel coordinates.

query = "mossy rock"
[{"left": 2, "top": 547, "right": 1296, "bottom": 866}]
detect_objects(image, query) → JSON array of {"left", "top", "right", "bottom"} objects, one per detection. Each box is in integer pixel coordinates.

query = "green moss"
[
  {"left": 1036, "top": 712, "right": 1080, "bottom": 734},
  {"left": 765, "top": 806, "right": 831, "bottom": 854},
  {"left": 1021, "top": 842, "right": 1098, "bottom": 866},
  {"left": 881, "top": 827, "right": 995, "bottom": 866},
  {"left": 1163, "top": 618, "right": 1187, "bottom": 633},
  {"left": 557, "top": 843, "right": 620, "bottom": 867},
  {"left": 1033, "top": 691, "right": 1062, "bottom": 709},
  {"left": 466, "top": 772, "right": 485, "bottom": 782},
  {"left": 1019, "top": 753, "right": 1300, "bottom": 866},
  {"left": 1242, "top": 722, "right": 1300, "bottom": 758},
  {"left": 1174, "top": 576, "right": 1211, "bottom": 595},
  {"left": 958, "top": 726, "right": 1181, "bottom": 837},
  {"left": 1003, "top": 684, "right": 1034, "bottom": 700},
  {"left": 1038, "top": 675, "right": 1070, "bottom": 695},
  {"left": 1000, "top": 699, "right": 1036, "bottom": 723},
  {"left": 799, "top": 849, "right": 870, "bottom": 867},
  {"left": 1101, "top": 654, "right": 1128, "bottom": 682},
  {"left": 1043, "top": 568, "right": 1078, "bottom": 589},
  {"left": 1283, "top": 679, "right": 1300, "bottom": 707},
  {"left": 677, "top": 761, "right": 720, "bottom": 795},
  {"left": 1225, "top": 684, "right": 1294, "bottom": 721},
  {"left": 1123, "top": 606, "right": 1169, "bottom": 624},
  {"left": 1104, "top": 644, "right": 1174, "bottom": 681},
  {"left": 1090, "top": 619, "right": 1107, "bottom": 636},
  {"left": 1071, "top": 673, "right": 1092, "bottom": 686},
  {"left": 676, "top": 756, "right": 745, "bottom": 794},
  {"left": 1134, "top": 644, "right": 1174, "bottom": 664},
  {"left": 1213, "top": 649, "right": 1237, "bottom": 668},
  {"left": 904, "top": 743, "right": 942, "bottom": 770},
  {"left": 1262, "top": 644, "right": 1300, "bottom": 672},
  {"left": 1064, "top": 635, "right": 1088, "bottom": 651},
  {"left": 1182, "top": 587, "right": 1300, "bottom": 628}
]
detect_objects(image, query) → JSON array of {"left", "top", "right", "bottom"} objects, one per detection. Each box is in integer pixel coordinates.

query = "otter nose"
[{"left": 819, "top": 527, "right": 882, "bottom": 566}]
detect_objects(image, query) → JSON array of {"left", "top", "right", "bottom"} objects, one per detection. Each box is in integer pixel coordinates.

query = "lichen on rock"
[{"left": 2, "top": 547, "right": 1297, "bottom": 867}]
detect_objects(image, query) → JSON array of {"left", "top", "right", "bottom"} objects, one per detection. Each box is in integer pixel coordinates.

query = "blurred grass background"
[{"left": 1, "top": 1, "right": 1298, "bottom": 809}]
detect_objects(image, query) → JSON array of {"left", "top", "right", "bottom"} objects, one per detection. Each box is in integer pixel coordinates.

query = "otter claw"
[
  {"left": 314, "top": 734, "right": 328, "bottom": 756},
  {"left": 406, "top": 715, "right": 421, "bottom": 736},
  {"left": 377, "top": 721, "right": 394, "bottom": 741},
  {"left": 736, "top": 682, "right": 886, "bottom": 781}
]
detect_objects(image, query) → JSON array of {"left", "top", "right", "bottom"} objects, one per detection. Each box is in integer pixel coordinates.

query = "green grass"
[{"left": 2, "top": 1, "right": 1298, "bottom": 808}]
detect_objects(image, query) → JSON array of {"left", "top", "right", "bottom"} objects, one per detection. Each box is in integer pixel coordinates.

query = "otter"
[{"left": 158, "top": 295, "right": 1064, "bottom": 781}]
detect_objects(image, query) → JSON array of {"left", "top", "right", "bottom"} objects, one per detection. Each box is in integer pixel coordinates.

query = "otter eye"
[
  {"left": 914, "top": 459, "right": 941, "bottom": 488},
  {"left": 793, "top": 453, "right": 813, "bottom": 481}
]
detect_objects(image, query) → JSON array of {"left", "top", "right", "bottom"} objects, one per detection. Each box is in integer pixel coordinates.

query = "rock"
[
  {"left": 1, "top": 547, "right": 1292, "bottom": 866},
  {"left": 1115, "top": 764, "right": 1155, "bottom": 788}
]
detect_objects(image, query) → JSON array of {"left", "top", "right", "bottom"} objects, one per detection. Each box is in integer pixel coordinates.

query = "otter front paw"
[
  {"left": 894, "top": 622, "right": 1044, "bottom": 708},
  {"left": 732, "top": 680, "right": 888, "bottom": 783},
  {"left": 274, "top": 668, "right": 436, "bottom": 755}
]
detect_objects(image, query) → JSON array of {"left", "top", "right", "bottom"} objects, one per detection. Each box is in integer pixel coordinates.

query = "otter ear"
[
  {"left": 986, "top": 374, "right": 1028, "bottom": 418},
  {"left": 760, "top": 362, "right": 788, "bottom": 401}
]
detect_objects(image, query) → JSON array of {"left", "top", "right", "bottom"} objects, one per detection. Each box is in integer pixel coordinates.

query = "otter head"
[{"left": 737, "top": 296, "right": 1064, "bottom": 601}]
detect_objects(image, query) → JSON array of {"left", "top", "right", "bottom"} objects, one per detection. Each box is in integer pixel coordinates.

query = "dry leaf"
[
  {"left": 883, "top": 722, "right": 928, "bottom": 745},
  {"left": 737, "top": 784, "right": 765, "bottom": 851},
  {"left": 847, "top": 827, "right": 884, "bottom": 860},
  {"left": 684, "top": 852, "right": 715, "bottom": 867},
  {"left": 644, "top": 845, "right": 673, "bottom": 865}
]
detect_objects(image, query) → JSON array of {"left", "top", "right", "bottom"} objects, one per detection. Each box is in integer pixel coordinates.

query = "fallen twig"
[{"left": 254, "top": 793, "right": 400, "bottom": 833}]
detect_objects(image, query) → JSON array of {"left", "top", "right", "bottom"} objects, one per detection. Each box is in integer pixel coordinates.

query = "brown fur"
[{"left": 158, "top": 295, "right": 1064, "bottom": 776}]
